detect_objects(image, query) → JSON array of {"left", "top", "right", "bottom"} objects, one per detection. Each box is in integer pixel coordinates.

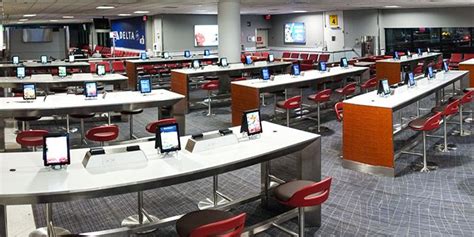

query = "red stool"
[
  {"left": 334, "top": 102, "right": 343, "bottom": 122},
  {"left": 146, "top": 118, "right": 177, "bottom": 134},
  {"left": 176, "top": 210, "right": 246, "bottom": 237},
  {"left": 201, "top": 81, "right": 219, "bottom": 116},
  {"left": 335, "top": 82, "right": 357, "bottom": 100},
  {"left": 360, "top": 77, "right": 378, "bottom": 93},
  {"left": 404, "top": 112, "right": 442, "bottom": 172},
  {"left": 431, "top": 99, "right": 460, "bottom": 152},
  {"left": 85, "top": 125, "right": 119, "bottom": 146},
  {"left": 276, "top": 96, "right": 302, "bottom": 127},
  {"left": 16, "top": 130, "right": 48, "bottom": 151},
  {"left": 307, "top": 89, "right": 332, "bottom": 132},
  {"left": 450, "top": 90, "right": 474, "bottom": 136},
  {"left": 273, "top": 177, "right": 332, "bottom": 237}
]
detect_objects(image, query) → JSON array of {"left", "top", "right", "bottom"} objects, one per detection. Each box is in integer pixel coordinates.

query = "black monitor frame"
[
  {"left": 204, "top": 49, "right": 211, "bottom": 56},
  {"left": 184, "top": 50, "right": 191, "bottom": 58},
  {"left": 96, "top": 64, "right": 106, "bottom": 76},
  {"left": 155, "top": 123, "right": 181, "bottom": 153},
  {"left": 139, "top": 78, "right": 152, "bottom": 94},
  {"left": 220, "top": 57, "right": 228, "bottom": 67},
  {"left": 84, "top": 82, "right": 98, "bottom": 98},
  {"left": 40, "top": 55, "right": 48, "bottom": 64},
  {"left": 318, "top": 61, "right": 327, "bottom": 71},
  {"left": 58, "top": 66, "right": 67, "bottom": 78},
  {"left": 16, "top": 66, "right": 26, "bottom": 79},
  {"left": 12, "top": 55, "right": 20, "bottom": 65},
  {"left": 43, "top": 133, "right": 71, "bottom": 167},
  {"left": 291, "top": 63, "right": 301, "bottom": 76},
  {"left": 245, "top": 55, "right": 253, "bottom": 65},
  {"left": 378, "top": 79, "right": 391, "bottom": 96},
  {"left": 340, "top": 57, "right": 348, "bottom": 68},
  {"left": 240, "top": 109, "right": 263, "bottom": 136},
  {"left": 262, "top": 67, "right": 270, "bottom": 80},
  {"left": 23, "top": 83, "right": 36, "bottom": 100}
]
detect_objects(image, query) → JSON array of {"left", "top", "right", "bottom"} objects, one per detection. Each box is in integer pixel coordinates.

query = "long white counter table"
[
  {"left": 0, "top": 89, "right": 185, "bottom": 150},
  {"left": 0, "top": 73, "right": 128, "bottom": 89},
  {"left": 0, "top": 61, "right": 90, "bottom": 69},
  {"left": 0, "top": 121, "right": 321, "bottom": 236},
  {"left": 342, "top": 70, "right": 469, "bottom": 176},
  {"left": 231, "top": 66, "right": 370, "bottom": 125}
]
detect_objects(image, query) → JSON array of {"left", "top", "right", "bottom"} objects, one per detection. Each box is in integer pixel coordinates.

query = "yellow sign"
[{"left": 329, "top": 15, "right": 339, "bottom": 28}]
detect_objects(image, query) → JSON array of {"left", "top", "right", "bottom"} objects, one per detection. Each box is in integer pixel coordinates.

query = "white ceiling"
[{"left": 2, "top": 0, "right": 474, "bottom": 25}]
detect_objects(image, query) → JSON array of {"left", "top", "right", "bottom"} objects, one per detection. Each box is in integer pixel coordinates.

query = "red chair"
[
  {"left": 202, "top": 81, "right": 219, "bottom": 116},
  {"left": 282, "top": 52, "right": 291, "bottom": 58},
  {"left": 334, "top": 102, "right": 343, "bottom": 122},
  {"left": 307, "top": 89, "right": 332, "bottom": 132},
  {"left": 290, "top": 52, "right": 300, "bottom": 59},
  {"left": 89, "top": 62, "right": 97, "bottom": 73},
  {"left": 360, "top": 77, "right": 378, "bottom": 93},
  {"left": 414, "top": 64, "right": 423, "bottom": 76},
  {"left": 176, "top": 210, "right": 246, "bottom": 237},
  {"left": 431, "top": 99, "right": 461, "bottom": 152},
  {"left": 318, "top": 54, "right": 330, "bottom": 62},
  {"left": 146, "top": 118, "right": 177, "bottom": 134},
  {"left": 449, "top": 53, "right": 463, "bottom": 69},
  {"left": 405, "top": 112, "right": 442, "bottom": 172},
  {"left": 335, "top": 82, "right": 357, "bottom": 100},
  {"left": 276, "top": 96, "right": 302, "bottom": 127},
  {"left": 450, "top": 90, "right": 474, "bottom": 136},
  {"left": 273, "top": 177, "right": 332, "bottom": 237},
  {"left": 112, "top": 61, "right": 126, "bottom": 73},
  {"left": 308, "top": 54, "right": 318, "bottom": 62},
  {"left": 261, "top": 52, "right": 269, "bottom": 58},
  {"left": 85, "top": 124, "right": 119, "bottom": 146},
  {"left": 299, "top": 53, "right": 309, "bottom": 60},
  {"left": 16, "top": 130, "right": 48, "bottom": 151},
  {"left": 463, "top": 53, "right": 474, "bottom": 61}
]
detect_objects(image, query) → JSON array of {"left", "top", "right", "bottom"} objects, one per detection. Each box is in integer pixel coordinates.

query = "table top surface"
[
  {"left": 0, "top": 121, "right": 319, "bottom": 204},
  {"left": 127, "top": 55, "right": 219, "bottom": 64},
  {"left": 231, "top": 66, "right": 368, "bottom": 89},
  {"left": 376, "top": 52, "right": 441, "bottom": 64},
  {"left": 354, "top": 61, "right": 375, "bottom": 66},
  {"left": 458, "top": 58, "right": 474, "bottom": 65},
  {"left": 0, "top": 73, "right": 127, "bottom": 84},
  {"left": 344, "top": 70, "right": 468, "bottom": 109},
  {"left": 0, "top": 61, "right": 90, "bottom": 68},
  {"left": 171, "top": 61, "right": 292, "bottom": 75},
  {"left": 0, "top": 89, "right": 184, "bottom": 113}
]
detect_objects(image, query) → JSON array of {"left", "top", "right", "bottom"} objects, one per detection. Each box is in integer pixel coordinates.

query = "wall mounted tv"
[
  {"left": 194, "top": 25, "right": 219, "bottom": 47},
  {"left": 284, "top": 22, "right": 306, "bottom": 44},
  {"left": 93, "top": 18, "right": 111, "bottom": 30},
  {"left": 22, "top": 29, "right": 53, "bottom": 43}
]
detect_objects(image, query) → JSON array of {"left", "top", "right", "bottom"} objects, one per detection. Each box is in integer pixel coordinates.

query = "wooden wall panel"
[
  {"left": 170, "top": 71, "right": 190, "bottom": 113},
  {"left": 376, "top": 61, "right": 401, "bottom": 85},
  {"left": 231, "top": 84, "right": 260, "bottom": 126},
  {"left": 459, "top": 64, "right": 474, "bottom": 87}
]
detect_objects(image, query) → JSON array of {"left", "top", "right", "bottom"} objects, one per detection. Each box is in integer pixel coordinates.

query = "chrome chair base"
[
  {"left": 411, "top": 161, "right": 438, "bottom": 172},
  {"left": 435, "top": 143, "right": 457, "bottom": 152},
  {"left": 121, "top": 213, "right": 160, "bottom": 233},
  {"left": 29, "top": 227, "right": 71, "bottom": 237},
  {"left": 451, "top": 129, "right": 472, "bottom": 136},
  {"left": 197, "top": 195, "right": 229, "bottom": 210}
]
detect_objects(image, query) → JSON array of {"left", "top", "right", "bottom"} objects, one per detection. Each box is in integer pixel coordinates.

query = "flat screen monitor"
[
  {"left": 292, "top": 64, "right": 301, "bottom": 76},
  {"left": 12, "top": 56, "right": 20, "bottom": 65},
  {"left": 427, "top": 48, "right": 431, "bottom": 53},
  {"left": 58, "top": 66, "right": 67, "bottom": 78},
  {"left": 262, "top": 68, "right": 270, "bottom": 80},
  {"left": 40, "top": 55, "right": 48, "bottom": 64},
  {"left": 245, "top": 55, "right": 253, "bottom": 65},
  {"left": 240, "top": 109, "right": 263, "bottom": 136},
  {"left": 68, "top": 55, "right": 75, "bottom": 63},
  {"left": 163, "top": 52, "right": 170, "bottom": 59},
  {"left": 443, "top": 61, "right": 449, "bottom": 72},
  {"left": 340, "top": 57, "right": 348, "bottom": 68},
  {"left": 139, "top": 78, "right": 152, "bottom": 94},
  {"left": 140, "top": 52, "right": 148, "bottom": 60},
  {"left": 43, "top": 133, "right": 70, "bottom": 166},
  {"left": 378, "top": 79, "right": 390, "bottom": 96},
  {"left": 220, "top": 58, "right": 228, "bottom": 67},
  {"left": 23, "top": 84, "right": 36, "bottom": 100},
  {"left": 155, "top": 123, "right": 181, "bottom": 153},
  {"left": 16, "top": 66, "right": 26, "bottom": 79},
  {"left": 204, "top": 49, "right": 211, "bottom": 56},
  {"left": 96, "top": 64, "right": 106, "bottom": 76},
  {"left": 427, "top": 66, "right": 434, "bottom": 79},
  {"left": 417, "top": 48, "right": 422, "bottom": 55},
  {"left": 184, "top": 50, "right": 191, "bottom": 58},
  {"left": 407, "top": 50, "right": 412, "bottom": 57},
  {"left": 394, "top": 51, "right": 399, "bottom": 60},
  {"left": 84, "top": 82, "right": 98, "bottom": 98},
  {"left": 194, "top": 25, "right": 219, "bottom": 47},
  {"left": 408, "top": 72, "right": 416, "bottom": 87},
  {"left": 192, "top": 60, "right": 201, "bottom": 69},
  {"left": 319, "top": 62, "right": 327, "bottom": 71},
  {"left": 284, "top": 22, "right": 306, "bottom": 44},
  {"left": 268, "top": 54, "right": 274, "bottom": 62}
]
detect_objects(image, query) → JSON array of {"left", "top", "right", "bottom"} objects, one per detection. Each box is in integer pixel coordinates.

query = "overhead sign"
[
  {"left": 329, "top": 15, "right": 339, "bottom": 28},
  {"left": 111, "top": 17, "right": 146, "bottom": 50}
]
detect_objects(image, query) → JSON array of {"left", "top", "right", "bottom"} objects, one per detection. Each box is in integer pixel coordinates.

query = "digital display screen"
[
  {"left": 443, "top": 61, "right": 449, "bottom": 72},
  {"left": 262, "top": 68, "right": 270, "bottom": 80},
  {"left": 292, "top": 64, "right": 301, "bottom": 76},
  {"left": 428, "top": 66, "right": 434, "bottom": 79},
  {"left": 163, "top": 52, "right": 170, "bottom": 59},
  {"left": 85, "top": 82, "right": 98, "bottom": 97},
  {"left": 417, "top": 48, "right": 422, "bottom": 55},
  {"left": 140, "top": 52, "right": 148, "bottom": 60},
  {"left": 319, "top": 62, "right": 327, "bottom": 71},
  {"left": 139, "top": 78, "right": 152, "bottom": 94},
  {"left": 427, "top": 48, "right": 431, "bottom": 53},
  {"left": 12, "top": 56, "right": 19, "bottom": 64},
  {"left": 43, "top": 134, "right": 70, "bottom": 166},
  {"left": 408, "top": 72, "right": 415, "bottom": 87},
  {"left": 156, "top": 123, "right": 181, "bottom": 153},
  {"left": 245, "top": 55, "right": 252, "bottom": 65},
  {"left": 194, "top": 25, "right": 219, "bottom": 47},
  {"left": 68, "top": 55, "right": 75, "bottom": 63},
  {"left": 16, "top": 67, "right": 26, "bottom": 78},
  {"left": 220, "top": 58, "right": 228, "bottom": 67},
  {"left": 23, "top": 84, "right": 36, "bottom": 100},
  {"left": 192, "top": 60, "right": 200, "bottom": 69},
  {"left": 58, "top": 66, "right": 67, "bottom": 77},
  {"left": 245, "top": 110, "right": 262, "bottom": 136},
  {"left": 407, "top": 50, "right": 411, "bottom": 57},
  {"left": 340, "top": 57, "right": 348, "bottom": 67},
  {"left": 381, "top": 80, "right": 390, "bottom": 95},
  {"left": 97, "top": 65, "right": 106, "bottom": 76},
  {"left": 394, "top": 51, "right": 399, "bottom": 60},
  {"left": 204, "top": 49, "right": 211, "bottom": 56},
  {"left": 268, "top": 54, "right": 274, "bottom": 62},
  {"left": 284, "top": 22, "right": 306, "bottom": 44},
  {"left": 184, "top": 50, "right": 191, "bottom": 58},
  {"left": 41, "top": 55, "right": 48, "bottom": 64}
]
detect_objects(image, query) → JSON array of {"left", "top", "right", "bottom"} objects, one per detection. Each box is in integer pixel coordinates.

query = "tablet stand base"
[
  {"left": 29, "top": 227, "right": 71, "bottom": 237},
  {"left": 49, "top": 165, "right": 67, "bottom": 171}
]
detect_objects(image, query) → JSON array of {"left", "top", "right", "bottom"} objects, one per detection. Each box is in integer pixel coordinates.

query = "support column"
[{"left": 218, "top": 0, "right": 241, "bottom": 63}]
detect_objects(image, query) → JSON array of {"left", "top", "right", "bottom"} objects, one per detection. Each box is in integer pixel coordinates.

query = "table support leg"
[
  {"left": 0, "top": 118, "right": 5, "bottom": 151},
  {"left": 0, "top": 205, "right": 7, "bottom": 237},
  {"left": 121, "top": 192, "right": 159, "bottom": 233}
]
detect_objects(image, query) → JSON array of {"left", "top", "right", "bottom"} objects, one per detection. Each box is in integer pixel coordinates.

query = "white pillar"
[{"left": 218, "top": 0, "right": 241, "bottom": 63}]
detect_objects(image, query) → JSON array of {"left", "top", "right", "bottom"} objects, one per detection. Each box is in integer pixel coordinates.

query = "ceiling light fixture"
[
  {"left": 18, "top": 18, "right": 28, "bottom": 22},
  {"left": 62, "top": 16, "right": 74, "bottom": 19},
  {"left": 96, "top": 6, "right": 115, "bottom": 10},
  {"left": 118, "top": 13, "right": 132, "bottom": 16},
  {"left": 23, "top": 14, "right": 36, "bottom": 17},
  {"left": 384, "top": 5, "right": 401, "bottom": 8},
  {"left": 293, "top": 10, "right": 307, "bottom": 13},
  {"left": 133, "top": 10, "right": 150, "bottom": 14},
  {"left": 49, "top": 19, "right": 59, "bottom": 22}
]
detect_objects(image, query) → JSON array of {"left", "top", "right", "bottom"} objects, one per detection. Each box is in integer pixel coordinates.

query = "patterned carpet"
[{"left": 30, "top": 89, "right": 474, "bottom": 236}]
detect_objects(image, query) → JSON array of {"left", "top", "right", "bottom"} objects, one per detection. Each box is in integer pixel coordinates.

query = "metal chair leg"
[
  {"left": 121, "top": 191, "right": 159, "bottom": 233},
  {"left": 435, "top": 115, "right": 457, "bottom": 152},
  {"left": 299, "top": 207, "right": 305, "bottom": 237},
  {"left": 28, "top": 203, "right": 71, "bottom": 237},
  {"left": 286, "top": 109, "right": 290, "bottom": 127},
  {"left": 198, "top": 175, "right": 231, "bottom": 210}
]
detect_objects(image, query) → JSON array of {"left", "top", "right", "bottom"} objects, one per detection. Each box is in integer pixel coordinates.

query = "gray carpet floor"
[{"left": 29, "top": 88, "right": 474, "bottom": 236}]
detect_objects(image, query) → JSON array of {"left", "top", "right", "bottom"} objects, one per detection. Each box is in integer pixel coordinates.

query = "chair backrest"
[
  {"left": 147, "top": 118, "right": 177, "bottom": 134},
  {"left": 444, "top": 99, "right": 460, "bottom": 116},
  {"left": 299, "top": 53, "right": 309, "bottom": 60},
  {"left": 253, "top": 52, "right": 262, "bottom": 57},
  {"left": 463, "top": 53, "right": 474, "bottom": 61},
  {"left": 190, "top": 213, "right": 246, "bottom": 237},
  {"left": 414, "top": 65, "right": 423, "bottom": 75},
  {"left": 334, "top": 102, "right": 343, "bottom": 122},
  {"left": 86, "top": 125, "right": 119, "bottom": 142},
  {"left": 308, "top": 54, "right": 318, "bottom": 62},
  {"left": 261, "top": 52, "right": 269, "bottom": 58},
  {"left": 201, "top": 81, "right": 219, "bottom": 90},
  {"left": 362, "top": 77, "right": 378, "bottom": 89},
  {"left": 285, "top": 177, "right": 332, "bottom": 207},
  {"left": 342, "top": 82, "right": 357, "bottom": 95},
  {"left": 16, "top": 130, "right": 48, "bottom": 147},
  {"left": 97, "top": 61, "right": 111, "bottom": 72},
  {"left": 112, "top": 61, "right": 125, "bottom": 72},
  {"left": 450, "top": 53, "right": 463, "bottom": 63},
  {"left": 312, "top": 89, "right": 332, "bottom": 103},
  {"left": 89, "top": 62, "right": 97, "bottom": 73},
  {"left": 318, "top": 54, "right": 330, "bottom": 62},
  {"left": 283, "top": 96, "right": 302, "bottom": 109},
  {"left": 290, "top": 52, "right": 300, "bottom": 59},
  {"left": 282, "top": 52, "right": 291, "bottom": 58},
  {"left": 460, "top": 90, "right": 474, "bottom": 104},
  {"left": 422, "top": 112, "right": 442, "bottom": 131}
]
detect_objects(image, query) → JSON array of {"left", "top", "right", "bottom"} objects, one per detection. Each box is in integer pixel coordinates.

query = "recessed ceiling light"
[
  {"left": 17, "top": 22, "right": 25, "bottom": 24},
  {"left": 18, "top": 18, "right": 28, "bottom": 22},
  {"left": 23, "top": 14, "right": 36, "bottom": 17},
  {"left": 133, "top": 10, "right": 150, "bottom": 14},
  {"left": 96, "top": 5, "right": 115, "bottom": 10},
  {"left": 384, "top": 5, "right": 401, "bottom": 8},
  {"left": 118, "top": 13, "right": 132, "bottom": 16},
  {"left": 293, "top": 10, "right": 307, "bottom": 13},
  {"left": 62, "top": 16, "right": 74, "bottom": 19},
  {"left": 49, "top": 19, "right": 59, "bottom": 22}
]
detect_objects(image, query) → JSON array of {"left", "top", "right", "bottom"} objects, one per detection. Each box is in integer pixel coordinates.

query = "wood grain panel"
[
  {"left": 343, "top": 103, "right": 394, "bottom": 168},
  {"left": 376, "top": 61, "right": 401, "bottom": 85},
  {"left": 125, "top": 61, "right": 138, "bottom": 90},
  {"left": 170, "top": 71, "right": 190, "bottom": 113},
  {"left": 231, "top": 84, "right": 260, "bottom": 126},
  {"left": 459, "top": 64, "right": 474, "bottom": 87}
]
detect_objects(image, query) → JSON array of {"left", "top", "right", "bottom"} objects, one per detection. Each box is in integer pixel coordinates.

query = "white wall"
[
  {"left": 9, "top": 28, "right": 67, "bottom": 60},
  {"left": 343, "top": 9, "right": 379, "bottom": 55},
  {"left": 324, "top": 11, "right": 345, "bottom": 51},
  {"left": 241, "top": 15, "right": 272, "bottom": 50},
  {"left": 268, "top": 13, "right": 324, "bottom": 49}
]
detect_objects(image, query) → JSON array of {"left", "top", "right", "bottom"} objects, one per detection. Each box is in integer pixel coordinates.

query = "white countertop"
[
  {"left": 127, "top": 55, "right": 218, "bottom": 64},
  {"left": 0, "top": 122, "right": 318, "bottom": 203},
  {"left": 458, "top": 58, "right": 474, "bottom": 65},
  {"left": 377, "top": 52, "right": 441, "bottom": 64},
  {"left": 171, "top": 61, "right": 292, "bottom": 75},
  {"left": 344, "top": 70, "right": 468, "bottom": 109},
  {"left": 0, "top": 73, "right": 127, "bottom": 84},
  {"left": 0, "top": 61, "right": 90, "bottom": 68},
  {"left": 231, "top": 66, "right": 368, "bottom": 89}
]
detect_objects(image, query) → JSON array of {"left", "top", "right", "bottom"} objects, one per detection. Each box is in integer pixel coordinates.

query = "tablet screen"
[
  {"left": 68, "top": 55, "right": 75, "bottom": 63},
  {"left": 382, "top": 80, "right": 390, "bottom": 95},
  {"left": 443, "top": 61, "right": 449, "bottom": 72},
  {"left": 268, "top": 54, "right": 274, "bottom": 62},
  {"left": 184, "top": 50, "right": 191, "bottom": 58},
  {"left": 140, "top": 52, "right": 148, "bottom": 60},
  {"left": 58, "top": 66, "right": 67, "bottom": 77},
  {"left": 394, "top": 51, "right": 399, "bottom": 60},
  {"left": 408, "top": 72, "right": 415, "bottom": 87},
  {"left": 220, "top": 58, "right": 228, "bottom": 67},
  {"left": 204, "top": 49, "right": 210, "bottom": 56},
  {"left": 156, "top": 123, "right": 181, "bottom": 153},
  {"left": 262, "top": 68, "right": 270, "bottom": 80},
  {"left": 139, "top": 78, "right": 152, "bottom": 93},
  {"left": 319, "top": 62, "right": 327, "bottom": 71},
  {"left": 428, "top": 66, "right": 434, "bottom": 79},
  {"left": 97, "top": 64, "right": 106, "bottom": 76},
  {"left": 23, "top": 84, "right": 36, "bottom": 100},
  {"left": 85, "top": 82, "right": 98, "bottom": 97},
  {"left": 163, "top": 52, "right": 170, "bottom": 59},
  {"left": 192, "top": 60, "right": 200, "bottom": 69},
  {"left": 17, "top": 67, "right": 26, "bottom": 78},
  {"left": 43, "top": 134, "right": 70, "bottom": 166},
  {"left": 41, "top": 55, "right": 48, "bottom": 64},
  {"left": 292, "top": 64, "right": 301, "bottom": 75},
  {"left": 340, "top": 57, "right": 348, "bottom": 67},
  {"left": 245, "top": 55, "right": 252, "bottom": 65},
  {"left": 241, "top": 109, "right": 262, "bottom": 136},
  {"left": 12, "top": 56, "right": 19, "bottom": 64}
]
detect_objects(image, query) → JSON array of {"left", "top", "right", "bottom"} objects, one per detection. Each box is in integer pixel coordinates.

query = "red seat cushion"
[
  {"left": 16, "top": 130, "right": 48, "bottom": 147},
  {"left": 85, "top": 125, "right": 119, "bottom": 142},
  {"left": 146, "top": 118, "right": 177, "bottom": 134}
]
